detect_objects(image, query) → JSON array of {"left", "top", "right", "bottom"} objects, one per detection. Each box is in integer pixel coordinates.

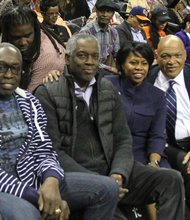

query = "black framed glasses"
[{"left": 0, "top": 62, "right": 21, "bottom": 75}]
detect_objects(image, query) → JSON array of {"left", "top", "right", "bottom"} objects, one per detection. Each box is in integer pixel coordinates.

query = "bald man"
[{"left": 148, "top": 35, "right": 190, "bottom": 212}]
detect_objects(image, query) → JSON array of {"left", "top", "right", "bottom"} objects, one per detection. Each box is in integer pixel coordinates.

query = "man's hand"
[
  {"left": 45, "top": 200, "right": 70, "bottom": 220},
  {"left": 182, "top": 151, "right": 190, "bottom": 174},
  {"left": 38, "top": 177, "right": 70, "bottom": 220},
  {"left": 110, "top": 174, "right": 128, "bottom": 199},
  {"left": 43, "top": 70, "right": 61, "bottom": 83}
]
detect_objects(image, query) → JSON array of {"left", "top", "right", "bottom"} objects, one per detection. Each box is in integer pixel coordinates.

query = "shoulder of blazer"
[
  {"left": 116, "top": 20, "right": 131, "bottom": 32},
  {"left": 183, "top": 65, "right": 190, "bottom": 93},
  {"left": 147, "top": 64, "right": 160, "bottom": 84}
]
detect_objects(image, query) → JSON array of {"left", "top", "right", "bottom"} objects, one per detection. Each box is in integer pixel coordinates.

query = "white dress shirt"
[
  {"left": 74, "top": 77, "right": 96, "bottom": 107},
  {"left": 154, "top": 70, "right": 190, "bottom": 140}
]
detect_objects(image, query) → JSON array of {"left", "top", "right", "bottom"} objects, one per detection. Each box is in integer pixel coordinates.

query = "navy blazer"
[
  {"left": 105, "top": 75, "right": 169, "bottom": 167},
  {"left": 148, "top": 64, "right": 190, "bottom": 99}
]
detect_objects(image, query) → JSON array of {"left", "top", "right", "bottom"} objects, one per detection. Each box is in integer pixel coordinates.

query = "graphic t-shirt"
[{"left": 0, "top": 96, "right": 28, "bottom": 176}]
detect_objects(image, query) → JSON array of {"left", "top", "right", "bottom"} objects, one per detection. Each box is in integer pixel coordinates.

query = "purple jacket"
[{"left": 176, "top": 29, "right": 190, "bottom": 64}]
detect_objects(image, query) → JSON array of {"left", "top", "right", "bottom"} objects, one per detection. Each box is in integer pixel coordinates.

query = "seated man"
[
  {"left": 148, "top": 34, "right": 190, "bottom": 215},
  {"left": 116, "top": 6, "right": 149, "bottom": 48},
  {"left": 34, "top": 33, "right": 185, "bottom": 220},
  {"left": 0, "top": 42, "right": 119, "bottom": 220}
]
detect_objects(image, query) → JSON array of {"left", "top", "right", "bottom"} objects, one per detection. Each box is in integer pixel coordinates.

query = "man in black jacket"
[
  {"left": 116, "top": 6, "right": 149, "bottom": 48},
  {"left": 35, "top": 33, "right": 185, "bottom": 220},
  {"left": 148, "top": 34, "right": 190, "bottom": 215}
]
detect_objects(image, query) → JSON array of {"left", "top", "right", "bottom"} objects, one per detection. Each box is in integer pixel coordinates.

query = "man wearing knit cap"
[
  {"left": 80, "top": 0, "right": 120, "bottom": 75},
  {"left": 116, "top": 6, "right": 149, "bottom": 48}
]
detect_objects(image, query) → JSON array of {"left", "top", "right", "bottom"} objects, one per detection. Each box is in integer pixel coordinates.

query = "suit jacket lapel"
[{"left": 184, "top": 65, "right": 190, "bottom": 100}]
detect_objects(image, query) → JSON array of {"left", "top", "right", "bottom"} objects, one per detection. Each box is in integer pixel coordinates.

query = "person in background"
[
  {"left": 116, "top": 6, "right": 149, "bottom": 48},
  {"left": 59, "top": 0, "right": 90, "bottom": 21},
  {"left": 126, "top": 0, "right": 150, "bottom": 13},
  {"left": 39, "top": 0, "right": 72, "bottom": 46},
  {"left": 166, "top": 0, "right": 186, "bottom": 33},
  {"left": 143, "top": 7, "right": 170, "bottom": 52},
  {"left": 80, "top": 0, "right": 120, "bottom": 75},
  {"left": 0, "top": 42, "right": 119, "bottom": 220},
  {"left": 1, "top": 5, "right": 65, "bottom": 92},
  {"left": 175, "top": 13, "right": 190, "bottom": 64}
]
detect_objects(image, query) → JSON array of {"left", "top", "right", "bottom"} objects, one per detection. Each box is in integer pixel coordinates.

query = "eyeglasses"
[
  {"left": 45, "top": 12, "right": 61, "bottom": 18},
  {"left": 0, "top": 63, "right": 21, "bottom": 75}
]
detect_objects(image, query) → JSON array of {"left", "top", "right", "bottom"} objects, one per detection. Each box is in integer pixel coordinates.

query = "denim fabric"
[
  {"left": 0, "top": 172, "right": 119, "bottom": 220},
  {"left": 60, "top": 172, "right": 119, "bottom": 220},
  {"left": 0, "top": 193, "right": 41, "bottom": 220}
]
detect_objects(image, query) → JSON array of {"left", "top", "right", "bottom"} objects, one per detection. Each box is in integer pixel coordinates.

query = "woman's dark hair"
[
  {"left": 116, "top": 42, "right": 154, "bottom": 75},
  {"left": 1, "top": 5, "right": 64, "bottom": 89},
  {"left": 1, "top": 5, "right": 41, "bottom": 89},
  {"left": 40, "top": 0, "right": 59, "bottom": 13}
]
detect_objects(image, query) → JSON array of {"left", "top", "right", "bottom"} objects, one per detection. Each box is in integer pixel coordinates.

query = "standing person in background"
[
  {"left": 176, "top": 13, "right": 190, "bottom": 64},
  {"left": 80, "top": 0, "right": 120, "bottom": 75},
  {"left": 1, "top": 5, "right": 66, "bottom": 92}
]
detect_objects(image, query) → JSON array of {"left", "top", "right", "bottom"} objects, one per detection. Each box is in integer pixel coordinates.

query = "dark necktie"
[{"left": 166, "top": 80, "right": 177, "bottom": 142}]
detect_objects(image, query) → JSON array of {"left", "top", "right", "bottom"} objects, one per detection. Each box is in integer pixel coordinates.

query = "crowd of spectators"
[{"left": 0, "top": 0, "right": 190, "bottom": 220}]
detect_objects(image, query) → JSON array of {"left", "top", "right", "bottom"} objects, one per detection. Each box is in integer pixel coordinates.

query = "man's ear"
[{"left": 65, "top": 54, "right": 70, "bottom": 65}]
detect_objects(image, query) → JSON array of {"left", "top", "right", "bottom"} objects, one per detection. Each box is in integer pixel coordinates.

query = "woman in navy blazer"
[{"left": 106, "top": 42, "right": 170, "bottom": 168}]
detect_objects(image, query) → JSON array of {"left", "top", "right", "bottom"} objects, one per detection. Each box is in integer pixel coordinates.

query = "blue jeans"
[{"left": 0, "top": 172, "right": 119, "bottom": 220}]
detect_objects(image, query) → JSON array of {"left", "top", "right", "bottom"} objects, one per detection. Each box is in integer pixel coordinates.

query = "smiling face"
[
  {"left": 122, "top": 52, "right": 149, "bottom": 85},
  {"left": 66, "top": 38, "right": 99, "bottom": 88},
  {"left": 157, "top": 36, "right": 186, "bottom": 79},
  {"left": 9, "top": 24, "right": 35, "bottom": 56},
  {"left": 0, "top": 46, "right": 22, "bottom": 98}
]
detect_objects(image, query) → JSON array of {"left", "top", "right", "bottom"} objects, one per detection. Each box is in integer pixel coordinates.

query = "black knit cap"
[{"left": 95, "top": 0, "right": 120, "bottom": 12}]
